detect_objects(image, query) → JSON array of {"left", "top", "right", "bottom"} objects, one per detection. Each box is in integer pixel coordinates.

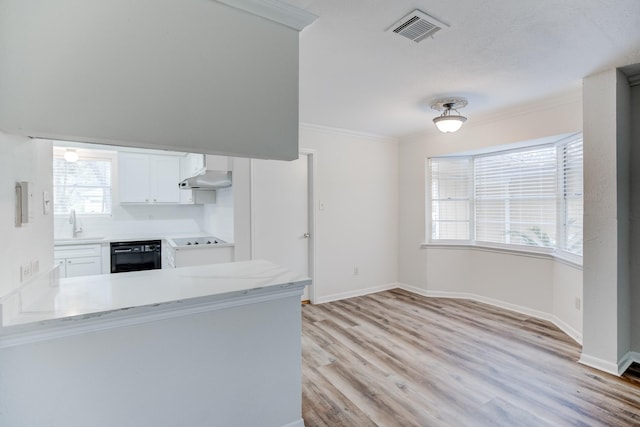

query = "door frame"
[{"left": 249, "top": 149, "right": 318, "bottom": 303}]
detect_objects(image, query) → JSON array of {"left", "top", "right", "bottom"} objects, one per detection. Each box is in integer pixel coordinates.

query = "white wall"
[
  {"left": 581, "top": 69, "right": 632, "bottom": 373},
  {"left": 0, "top": 133, "right": 54, "bottom": 298},
  {"left": 230, "top": 125, "right": 399, "bottom": 302},
  {"left": 299, "top": 125, "right": 399, "bottom": 302},
  {"left": 398, "top": 90, "right": 584, "bottom": 340},
  {"left": 203, "top": 186, "right": 234, "bottom": 243},
  {"left": 553, "top": 261, "right": 584, "bottom": 341},
  {"left": 0, "top": 0, "right": 301, "bottom": 160}
]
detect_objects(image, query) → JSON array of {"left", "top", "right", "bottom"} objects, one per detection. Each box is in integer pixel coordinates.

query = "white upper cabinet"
[
  {"left": 119, "top": 153, "right": 180, "bottom": 204},
  {"left": 119, "top": 153, "right": 151, "bottom": 203},
  {"left": 182, "top": 153, "right": 205, "bottom": 179},
  {"left": 0, "top": 0, "right": 316, "bottom": 160},
  {"left": 152, "top": 156, "right": 181, "bottom": 203}
]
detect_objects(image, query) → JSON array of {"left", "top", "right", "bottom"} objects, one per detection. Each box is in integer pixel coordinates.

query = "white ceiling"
[{"left": 287, "top": 0, "right": 640, "bottom": 138}]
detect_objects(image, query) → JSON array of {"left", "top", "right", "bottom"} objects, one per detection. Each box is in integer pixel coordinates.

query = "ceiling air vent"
[{"left": 387, "top": 10, "right": 449, "bottom": 43}]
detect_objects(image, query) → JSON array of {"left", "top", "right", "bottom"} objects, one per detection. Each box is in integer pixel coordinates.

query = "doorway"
[{"left": 251, "top": 152, "right": 316, "bottom": 302}]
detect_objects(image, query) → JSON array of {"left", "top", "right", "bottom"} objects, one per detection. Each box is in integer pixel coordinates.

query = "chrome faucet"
[{"left": 69, "top": 209, "right": 83, "bottom": 237}]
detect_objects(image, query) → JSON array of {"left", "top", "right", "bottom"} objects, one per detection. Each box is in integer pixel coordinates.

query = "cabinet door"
[
  {"left": 151, "top": 156, "right": 180, "bottom": 203},
  {"left": 174, "top": 247, "right": 233, "bottom": 267},
  {"left": 188, "top": 153, "right": 205, "bottom": 176},
  {"left": 66, "top": 256, "right": 102, "bottom": 277},
  {"left": 119, "top": 153, "right": 151, "bottom": 203},
  {"left": 180, "top": 189, "right": 194, "bottom": 205}
]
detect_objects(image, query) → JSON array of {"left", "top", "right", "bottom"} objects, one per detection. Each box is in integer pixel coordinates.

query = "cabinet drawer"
[
  {"left": 65, "top": 256, "right": 102, "bottom": 278},
  {"left": 54, "top": 244, "right": 101, "bottom": 259}
]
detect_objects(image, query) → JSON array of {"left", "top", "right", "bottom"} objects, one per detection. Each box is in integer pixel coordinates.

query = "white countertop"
[{"left": 0, "top": 260, "right": 310, "bottom": 332}]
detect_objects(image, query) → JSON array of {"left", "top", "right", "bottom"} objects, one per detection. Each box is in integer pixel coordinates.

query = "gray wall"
[
  {"left": 0, "top": 295, "right": 303, "bottom": 427},
  {"left": 0, "top": 0, "right": 300, "bottom": 160},
  {"left": 630, "top": 84, "right": 640, "bottom": 354}
]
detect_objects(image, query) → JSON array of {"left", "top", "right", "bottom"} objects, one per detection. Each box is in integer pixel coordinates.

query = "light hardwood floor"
[{"left": 301, "top": 288, "right": 640, "bottom": 426}]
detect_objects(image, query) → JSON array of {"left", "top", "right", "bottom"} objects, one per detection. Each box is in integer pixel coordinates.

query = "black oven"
[{"left": 110, "top": 240, "right": 161, "bottom": 273}]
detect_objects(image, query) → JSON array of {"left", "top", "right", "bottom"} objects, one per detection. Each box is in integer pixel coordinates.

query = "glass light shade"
[
  {"left": 64, "top": 149, "right": 79, "bottom": 162},
  {"left": 433, "top": 115, "right": 467, "bottom": 133}
]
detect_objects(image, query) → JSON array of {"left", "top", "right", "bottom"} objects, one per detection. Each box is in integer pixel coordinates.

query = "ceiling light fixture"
[
  {"left": 64, "top": 148, "right": 79, "bottom": 162},
  {"left": 430, "top": 97, "right": 468, "bottom": 133}
]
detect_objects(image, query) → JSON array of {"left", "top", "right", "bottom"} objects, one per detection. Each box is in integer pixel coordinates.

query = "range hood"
[{"left": 179, "top": 170, "right": 232, "bottom": 190}]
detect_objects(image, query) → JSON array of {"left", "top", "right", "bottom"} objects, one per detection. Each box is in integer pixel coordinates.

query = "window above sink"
[{"left": 53, "top": 146, "right": 115, "bottom": 216}]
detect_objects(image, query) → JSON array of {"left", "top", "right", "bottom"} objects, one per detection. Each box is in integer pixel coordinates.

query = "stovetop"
[{"left": 171, "top": 236, "right": 226, "bottom": 246}]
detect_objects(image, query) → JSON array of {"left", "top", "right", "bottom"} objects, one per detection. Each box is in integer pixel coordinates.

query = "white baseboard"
[
  {"left": 549, "top": 314, "right": 583, "bottom": 345},
  {"left": 314, "top": 283, "right": 399, "bottom": 304},
  {"left": 281, "top": 418, "right": 305, "bottom": 427},
  {"left": 397, "top": 283, "right": 583, "bottom": 345},
  {"left": 618, "top": 351, "right": 640, "bottom": 376},
  {"left": 579, "top": 353, "right": 621, "bottom": 376}
]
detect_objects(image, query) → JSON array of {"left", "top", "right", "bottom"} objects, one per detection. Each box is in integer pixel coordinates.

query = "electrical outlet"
[
  {"left": 31, "top": 259, "right": 40, "bottom": 275},
  {"left": 20, "top": 263, "right": 32, "bottom": 282},
  {"left": 353, "top": 266, "right": 359, "bottom": 275},
  {"left": 575, "top": 297, "right": 581, "bottom": 311}
]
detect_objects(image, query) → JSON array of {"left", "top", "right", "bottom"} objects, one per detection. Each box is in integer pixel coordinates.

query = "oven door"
[{"left": 111, "top": 241, "right": 161, "bottom": 273}]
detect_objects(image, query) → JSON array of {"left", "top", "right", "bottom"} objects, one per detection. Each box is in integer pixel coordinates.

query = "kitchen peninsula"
[{"left": 0, "top": 260, "right": 310, "bottom": 427}]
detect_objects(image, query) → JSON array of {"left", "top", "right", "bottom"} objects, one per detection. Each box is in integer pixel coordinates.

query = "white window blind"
[
  {"left": 561, "top": 137, "right": 583, "bottom": 256},
  {"left": 53, "top": 156, "right": 112, "bottom": 215},
  {"left": 429, "top": 157, "right": 472, "bottom": 240},
  {"left": 427, "top": 134, "right": 583, "bottom": 259},
  {"left": 475, "top": 146, "right": 557, "bottom": 248}
]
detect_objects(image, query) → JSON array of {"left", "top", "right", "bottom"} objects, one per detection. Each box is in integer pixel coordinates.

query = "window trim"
[
  {"left": 52, "top": 147, "right": 116, "bottom": 217},
  {"left": 425, "top": 133, "right": 583, "bottom": 266}
]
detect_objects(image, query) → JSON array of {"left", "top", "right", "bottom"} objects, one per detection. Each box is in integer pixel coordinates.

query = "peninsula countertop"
[{"left": 0, "top": 260, "right": 310, "bottom": 346}]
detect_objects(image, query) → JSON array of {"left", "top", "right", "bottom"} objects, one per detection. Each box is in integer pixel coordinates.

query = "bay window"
[{"left": 427, "top": 133, "right": 583, "bottom": 260}]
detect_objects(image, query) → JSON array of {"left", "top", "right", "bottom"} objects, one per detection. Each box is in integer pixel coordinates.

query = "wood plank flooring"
[{"left": 301, "top": 289, "right": 640, "bottom": 426}]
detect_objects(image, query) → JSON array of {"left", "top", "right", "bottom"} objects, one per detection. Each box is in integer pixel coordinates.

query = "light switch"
[{"left": 43, "top": 191, "right": 51, "bottom": 214}]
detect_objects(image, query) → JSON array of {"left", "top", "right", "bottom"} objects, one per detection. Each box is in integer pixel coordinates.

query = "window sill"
[{"left": 420, "top": 242, "right": 582, "bottom": 270}]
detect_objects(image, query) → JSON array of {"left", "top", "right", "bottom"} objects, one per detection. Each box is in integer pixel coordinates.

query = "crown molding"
[
  {"left": 215, "top": 0, "right": 317, "bottom": 31},
  {"left": 300, "top": 122, "right": 399, "bottom": 144}
]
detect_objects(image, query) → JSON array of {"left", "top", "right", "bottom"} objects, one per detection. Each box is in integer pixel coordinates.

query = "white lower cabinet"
[
  {"left": 164, "top": 245, "right": 233, "bottom": 268},
  {"left": 54, "top": 244, "right": 102, "bottom": 278}
]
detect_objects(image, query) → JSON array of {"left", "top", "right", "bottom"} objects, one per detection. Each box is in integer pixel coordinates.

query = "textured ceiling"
[{"left": 287, "top": 0, "right": 640, "bottom": 137}]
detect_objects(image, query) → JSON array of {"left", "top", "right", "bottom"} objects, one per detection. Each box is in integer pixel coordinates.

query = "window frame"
[
  {"left": 427, "top": 156, "right": 474, "bottom": 243},
  {"left": 52, "top": 147, "right": 116, "bottom": 217},
  {"left": 425, "top": 133, "right": 583, "bottom": 266}
]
